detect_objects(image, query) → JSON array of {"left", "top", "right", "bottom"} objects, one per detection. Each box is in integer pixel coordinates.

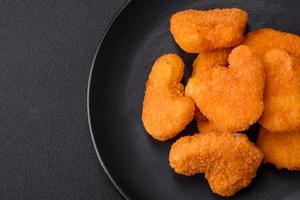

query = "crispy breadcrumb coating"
[
  {"left": 243, "top": 28, "right": 300, "bottom": 58},
  {"left": 191, "top": 48, "right": 232, "bottom": 77},
  {"left": 194, "top": 108, "right": 217, "bottom": 133},
  {"left": 170, "top": 8, "right": 248, "bottom": 53},
  {"left": 259, "top": 49, "right": 300, "bottom": 132},
  {"left": 142, "top": 54, "right": 195, "bottom": 141},
  {"left": 186, "top": 45, "right": 265, "bottom": 132},
  {"left": 169, "top": 132, "right": 263, "bottom": 196},
  {"left": 257, "top": 128, "right": 300, "bottom": 170}
]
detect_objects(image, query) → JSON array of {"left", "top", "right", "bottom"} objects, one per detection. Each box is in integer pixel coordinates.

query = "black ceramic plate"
[{"left": 88, "top": 0, "right": 300, "bottom": 199}]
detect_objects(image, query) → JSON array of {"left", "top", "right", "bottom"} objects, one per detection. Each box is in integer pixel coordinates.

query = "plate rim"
[{"left": 87, "top": 1, "right": 132, "bottom": 199}]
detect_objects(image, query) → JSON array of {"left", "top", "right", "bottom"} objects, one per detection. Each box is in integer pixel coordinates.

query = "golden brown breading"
[
  {"left": 186, "top": 45, "right": 265, "bottom": 132},
  {"left": 259, "top": 49, "right": 300, "bottom": 132},
  {"left": 187, "top": 49, "right": 231, "bottom": 133},
  {"left": 257, "top": 128, "right": 300, "bottom": 170},
  {"left": 169, "top": 132, "right": 263, "bottom": 197},
  {"left": 142, "top": 54, "right": 195, "bottom": 141},
  {"left": 194, "top": 108, "right": 217, "bottom": 133},
  {"left": 243, "top": 28, "right": 300, "bottom": 58},
  {"left": 190, "top": 48, "right": 232, "bottom": 77},
  {"left": 170, "top": 8, "right": 248, "bottom": 53}
]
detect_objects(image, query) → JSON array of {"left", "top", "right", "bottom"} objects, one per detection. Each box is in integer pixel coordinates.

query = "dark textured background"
[{"left": 0, "top": 0, "right": 126, "bottom": 199}]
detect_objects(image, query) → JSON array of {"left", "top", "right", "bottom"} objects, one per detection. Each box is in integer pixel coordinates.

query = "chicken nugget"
[
  {"left": 257, "top": 128, "right": 300, "bottom": 170},
  {"left": 187, "top": 49, "right": 231, "bottom": 132},
  {"left": 189, "top": 49, "right": 231, "bottom": 133},
  {"left": 186, "top": 49, "right": 231, "bottom": 108},
  {"left": 142, "top": 54, "right": 195, "bottom": 141},
  {"left": 170, "top": 8, "right": 248, "bottom": 53},
  {"left": 259, "top": 49, "right": 300, "bottom": 132},
  {"left": 169, "top": 132, "right": 263, "bottom": 197},
  {"left": 243, "top": 28, "right": 300, "bottom": 58},
  {"left": 186, "top": 45, "right": 265, "bottom": 132}
]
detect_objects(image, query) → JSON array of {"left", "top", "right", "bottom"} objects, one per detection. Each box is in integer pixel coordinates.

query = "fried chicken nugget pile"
[
  {"left": 141, "top": 6, "right": 300, "bottom": 198},
  {"left": 170, "top": 8, "right": 248, "bottom": 53},
  {"left": 259, "top": 49, "right": 300, "bottom": 132},
  {"left": 142, "top": 54, "right": 195, "bottom": 141},
  {"left": 169, "top": 132, "right": 263, "bottom": 196},
  {"left": 186, "top": 45, "right": 265, "bottom": 132},
  {"left": 257, "top": 128, "right": 300, "bottom": 170}
]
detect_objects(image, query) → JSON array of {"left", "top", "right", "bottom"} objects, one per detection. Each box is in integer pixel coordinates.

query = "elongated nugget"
[
  {"left": 243, "top": 28, "right": 300, "bottom": 57},
  {"left": 170, "top": 8, "right": 248, "bottom": 53},
  {"left": 259, "top": 49, "right": 300, "bottom": 132},
  {"left": 257, "top": 128, "right": 300, "bottom": 170},
  {"left": 186, "top": 45, "right": 265, "bottom": 132},
  {"left": 142, "top": 54, "right": 195, "bottom": 141},
  {"left": 169, "top": 132, "right": 263, "bottom": 197},
  {"left": 189, "top": 49, "right": 231, "bottom": 133}
]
